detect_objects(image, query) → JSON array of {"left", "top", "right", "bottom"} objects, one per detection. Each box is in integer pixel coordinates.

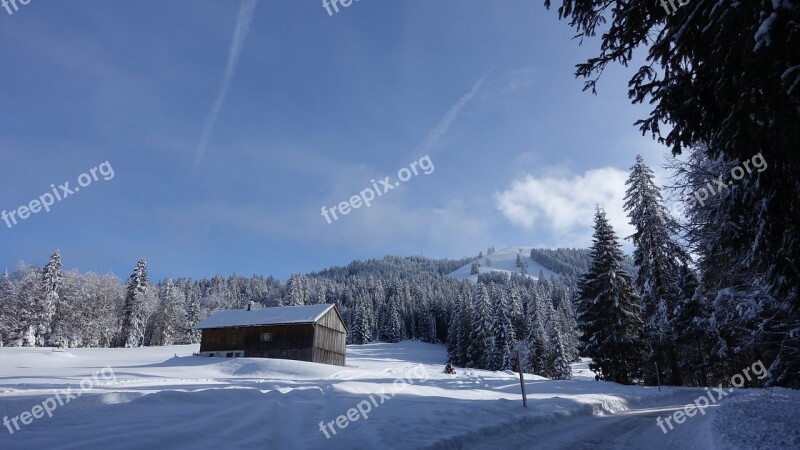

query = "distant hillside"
[
  {"left": 448, "top": 247, "right": 563, "bottom": 282},
  {"left": 449, "top": 246, "right": 635, "bottom": 283},
  {"left": 308, "top": 255, "right": 477, "bottom": 282},
  {"left": 528, "top": 248, "right": 592, "bottom": 278}
]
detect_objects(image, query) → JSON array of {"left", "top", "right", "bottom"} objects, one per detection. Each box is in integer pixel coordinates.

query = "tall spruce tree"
[
  {"left": 351, "top": 292, "right": 372, "bottom": 345},
  {"left": 447, "top": 296, "right": 462, "bottom": 362},
  {"left": 381, "top": 299, "right": 402, "bottom": 343},
  {"left": 119, "top": 259, "right": 149, "bottom": 348},
  {"left": 624, "top": 155, "right": 689, "bottom": 385},
  {"left": 576, "top": 208, "right": 644, "bottom": 384},
  {"left": 525, "top": 285, "right": 549, "bottom": 375},
  {"left": 549, "top": 320, "right": 572, "bottom": 380},
  {"left": 489, "top": 284, "right": 516, "bottom": 371},
  {"left": 455, "top": 282, "right": 473, "bottom": 367},
  {"left": 39, "top": 251, "right": 62, "bottom": 345},
  {"left": 468, "top": 283, "right": 493, "bottom": 368}
]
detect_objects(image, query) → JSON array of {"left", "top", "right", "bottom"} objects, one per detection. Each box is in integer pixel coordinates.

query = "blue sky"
[{"left": 0, "top": 0, "right": 671, "bottom": 281}]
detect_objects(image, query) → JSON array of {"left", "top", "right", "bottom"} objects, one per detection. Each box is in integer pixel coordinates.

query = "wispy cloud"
[
  {"left": 194, "top": 0, "right": 258, "bottom": 168},
  {"left": 416, "top": 67, "right": 494, "bottom": 155}
]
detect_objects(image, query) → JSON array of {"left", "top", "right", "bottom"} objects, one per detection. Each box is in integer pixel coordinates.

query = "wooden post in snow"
[
  {"left": 516, "top": 344, "right": 528, "bottom": 408},
  {"left": 655, "top": 362, "right": 662, "bottom": 392}
]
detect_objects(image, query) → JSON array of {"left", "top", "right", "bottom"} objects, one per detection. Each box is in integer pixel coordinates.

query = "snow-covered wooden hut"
[{"left": 194, "top": 304, "right": 347, "bottom": 366}]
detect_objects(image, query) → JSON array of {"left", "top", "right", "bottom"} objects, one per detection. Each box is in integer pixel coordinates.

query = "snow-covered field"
[{"left": 0, "top": 342, "right": 797, "bottom": 449}]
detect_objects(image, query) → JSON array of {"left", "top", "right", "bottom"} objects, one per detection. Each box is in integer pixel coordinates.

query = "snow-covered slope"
[
  {"left": 2, "top": 343, "right": 796, "bottom": 449},
  {"left": 0, "top": 342, "right": 669, "bottom": 449},
  {"left": 448, "top": 246, "right": 561, "bottom": 283}
]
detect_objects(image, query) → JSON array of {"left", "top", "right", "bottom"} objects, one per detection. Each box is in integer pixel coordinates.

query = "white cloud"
[
  {"left": 494, "top": 167, "right": 633, "bottom": 247},
  {"left": 195, "top": 0, "right": 258, "bottom": 168}
]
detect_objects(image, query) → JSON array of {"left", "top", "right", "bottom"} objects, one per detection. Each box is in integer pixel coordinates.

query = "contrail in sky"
[
  {"left": 417, "top": 67, "right": 495, "bottom": 155},
  {"left": 195, "top": 0, "right": 258, "bottom": 168}
]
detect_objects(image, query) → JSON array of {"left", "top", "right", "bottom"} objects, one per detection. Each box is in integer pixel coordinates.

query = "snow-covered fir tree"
[
  {"left": 447, "top": 295, "right": 462, "bottom": 363},
  {"left": 548, "top": 320, "right": 571, "bottom": 380},
  {"left": 38, "top": 250, "right": 62, "bottom": 346},
  {"left": 454, "top": 282, "right": 473, "bottom": 367},
  {"left": 624, "top": 155, "right": 690, "bottom": 385},
  {"left": 576, "top": 208, "right": 644, "bottom": 385},
  {"left": 350, "top": 292, "right": 372, "bottom": 345},
  {"left": 489, "top": 284, "right": 516, "bottom": 371},
  {"left": 381, "top": 299, "right": 402, "bottom": 343},
  {"left": 470, "top": 262, "right": 480, "bottom": 275},
  {"left": 119, "top": 259, "right": 149, "bottom": 348},
  {"left": 468, "top": 283, "right": 493, "bottom": 368}
]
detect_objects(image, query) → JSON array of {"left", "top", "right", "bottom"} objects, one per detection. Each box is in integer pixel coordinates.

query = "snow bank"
[{"left": 714, "top": 388, "right": 800, "bottom": 449}]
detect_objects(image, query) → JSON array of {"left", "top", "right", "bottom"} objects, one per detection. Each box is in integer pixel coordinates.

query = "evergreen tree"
[
  {"left": 526, "top": 311, "right": 548, "bottom": 376},
  {"left": 447, "top": 297, "right": 461, "bottom": 362},
  {"left": 351, "top": 292, "right": 372, "bottom": 345},
  {"left": 524, "top": 281, "right": 550, "bottom": 375},
  {"left": 381, "top": 299, "right": 402, "bottom": 343},
  {"left": 576, "top": 208, "right": 644, "bottom": 384},
  {"left": 551, "top": 280, "right": 581, "bottom": 363},
  {"left": 489, "top": 284, "right": 516, "bottom": 371},
  {"left": 468, "top": 283, "right": 493, "bottom": 368},
  {"left": 671, "top": 263, "right": 712, "bottom": 386},
  {"left": 470, "top": 262, "right": 480, "bottom": 275},
  {"left": 506, "top": 282, "right": 525, "bottom": 344},
  {"left": 38, "top": 250, "right": 62, "bottom": 345},
  {"left": 455, "top": 282, "right": 473, "bottom": 367},
  {"left": 624, "top": 155, "right": 688, "bottom": 385},
  {"left": 119, "top": 259, "right": 149, "bottom": 348},
  {"left": 549, "top": 320, "right": 572, "bottom": 380}
]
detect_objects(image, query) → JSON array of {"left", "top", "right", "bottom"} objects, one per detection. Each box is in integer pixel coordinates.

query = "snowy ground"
[{"left": 0, "top": 342, "right": 797, "bottom": 449}]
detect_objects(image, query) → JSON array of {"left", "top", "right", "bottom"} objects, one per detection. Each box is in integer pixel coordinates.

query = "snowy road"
[{"left": 464, "top": 390, "right": 720, "bottom": 450}]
